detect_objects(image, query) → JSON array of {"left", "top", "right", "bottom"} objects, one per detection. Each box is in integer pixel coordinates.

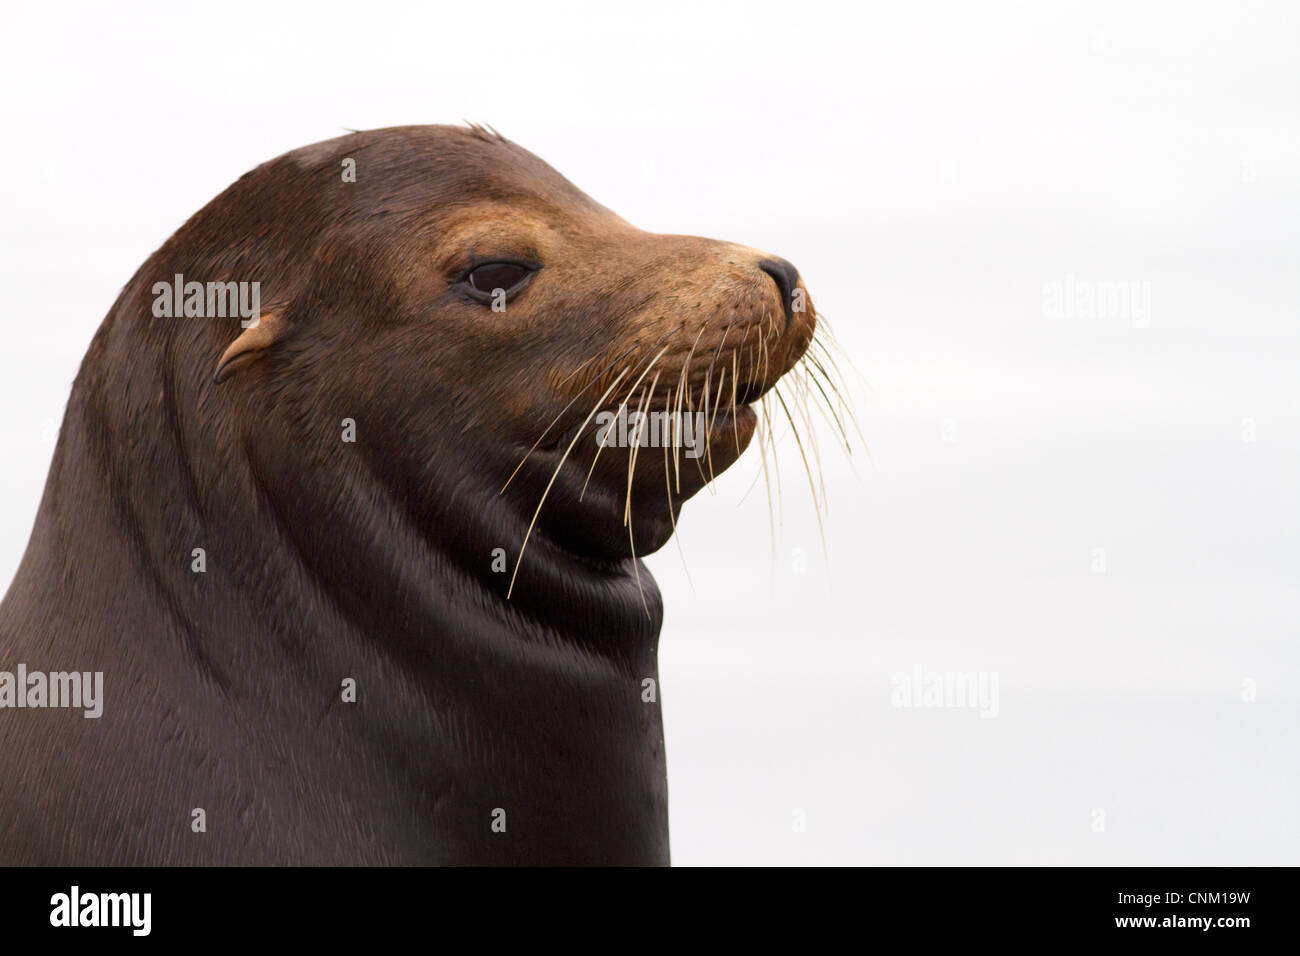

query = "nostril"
[{"left": 758, "top": 257, "right": 800, "bottom": 328}]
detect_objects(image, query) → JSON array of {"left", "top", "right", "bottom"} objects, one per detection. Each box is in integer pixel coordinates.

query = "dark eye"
[{"left": 467, "top": 262, "right": 533, "bottom": 294}]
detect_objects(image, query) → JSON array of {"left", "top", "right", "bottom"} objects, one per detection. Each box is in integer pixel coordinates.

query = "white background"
[{"left": 2, "top": 1, "right": 1296, "bottom": 864}]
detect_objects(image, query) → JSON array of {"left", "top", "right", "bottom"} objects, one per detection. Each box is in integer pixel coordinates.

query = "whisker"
[
  {"left": 624, "top": 381, "right": 656, "bottom": 618},
  {"left": 507, "top": 367, "right": 631, "bottom": 599},
  {"left": 677, "top": 323, "right": 712, "bottom": 489},
  {"left": 708, "top": 365, "right": 728, "bottom": 441},
  {"left": 700, "top": 324, "right": 736, "bottom": 487},
  {"left": 774, "top": 385, "right": 829, "bottom": 567},
  {"left": 802, "top": 353, "right": 853, "bottom": 453},
  {"left": 789, "top": 368, "right": 826, "bottom": 508},
  {"left": 730, "top": 340, "right": 743, "bottom": 454},
  {"left": 670, "top": 383, "right": 682, "bottom": 494},
  {"left": 760, "top": 392, "right": 784, "bottom": 531},
  {"left": 580, "top": 344, "right": 672, "bottom": 501},
  {"left": 757, "top": 397, "right": 777, "bottom": 563},
  {"left": 809, "top": 336, "right": 866, "bottom": 450},
  {"left": 500, "top": 338, "right": 663, "bottom": 494},
  {"left": 625, "top": 374, "right": 659, "bottom": 526}
]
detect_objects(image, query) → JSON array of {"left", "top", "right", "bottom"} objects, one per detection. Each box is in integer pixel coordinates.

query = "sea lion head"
[{"left": 100, "top": 124, "right": 818, "bottom": 600}]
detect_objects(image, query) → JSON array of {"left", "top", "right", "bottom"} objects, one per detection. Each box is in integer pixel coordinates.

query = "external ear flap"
[{"left": 212, "top": 313, "right": 285, "bottom": 383}]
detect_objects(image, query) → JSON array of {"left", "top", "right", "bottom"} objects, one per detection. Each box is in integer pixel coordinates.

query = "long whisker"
[
  {"left": 501, "top": 323, "right": 687, "bottom": 494},
  {"left": 708, "top": 365, "right": 729, "bottom": 442},
  {"left": 581, "top": 344, "right": 672, "bottom": 501},
  {"left": 792, "top": 367, "right": 828, "bottom": 507},
  {"left": 700, "top": 324, "right": 736, "bottom": 486},
  {"left": 499, "top": 345, "right": 645, "bottom": 494},
  {"left": 624, "top": 381, "right": 657, "bottom": 619},
  {"left": 670, "top": 383, "right": 682, "bottom": 494},
  {"left": 760, "top": 392, "right": 784, "bottom": 533},
  {"left": 808, "top": 334, "right": 866, "bottom": 450},
  {"left": 625, "top": 372, "right": 660, "bottom": 526},
  {"left": 676, "top": 322, "right": 713, "bottom": 489},
  {"left": 774, "top": 385, "right": 829, "bottom": 566},
  {"left": 730, "top": 341, "right": 743, "bottom": 454},
  {"left": 803, "top": 353, "right": 853, "bottom": 453},
  {"left": 736, "top": 432, "right": 768, "bottom": 506},
  {"left": 756, "top": 397, "right": 777, "bottom": 561},
  {"left": 700, "top": 374, "right": 719, "bottom": 493},
  {"left": 507, "top": 367, "right": 630, "bottom": 599}
]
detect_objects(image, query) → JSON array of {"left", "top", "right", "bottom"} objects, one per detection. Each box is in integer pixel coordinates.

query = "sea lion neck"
[
  {"left": 4, "top": 352, "right": 672, "bottom": 864},
  {"left": 227, "top": 399, "right": 668, "bottom": 672}
]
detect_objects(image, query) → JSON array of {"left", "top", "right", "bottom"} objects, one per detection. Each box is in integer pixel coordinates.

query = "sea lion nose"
[{"left": 758, "top": 257, "right": 800, "bottom": 328}]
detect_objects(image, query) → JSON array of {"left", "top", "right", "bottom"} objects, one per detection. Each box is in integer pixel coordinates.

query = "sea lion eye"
[{"left": 466, "top": 262, "right": 533, "bottom": 294}]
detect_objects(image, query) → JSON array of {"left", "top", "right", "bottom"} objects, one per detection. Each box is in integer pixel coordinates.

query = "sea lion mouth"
[
  {"left": 530, "top": 370, "right": 772, "bottom": 460},
  {"left": 535, "top": 391, "right": 761, "bottom": 455},
  {"left": 730, "top": 378, "right": 771, "bottom": 406}
]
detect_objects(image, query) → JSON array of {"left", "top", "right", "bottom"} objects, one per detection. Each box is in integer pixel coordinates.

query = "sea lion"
[{"left": 0, "top": 125, "right": 823, "bottom": 865}]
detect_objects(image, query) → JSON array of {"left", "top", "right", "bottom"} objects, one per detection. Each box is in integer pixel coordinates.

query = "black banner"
[{"left": 0, "top": 866, "right": 1283, "bottom": 942}]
